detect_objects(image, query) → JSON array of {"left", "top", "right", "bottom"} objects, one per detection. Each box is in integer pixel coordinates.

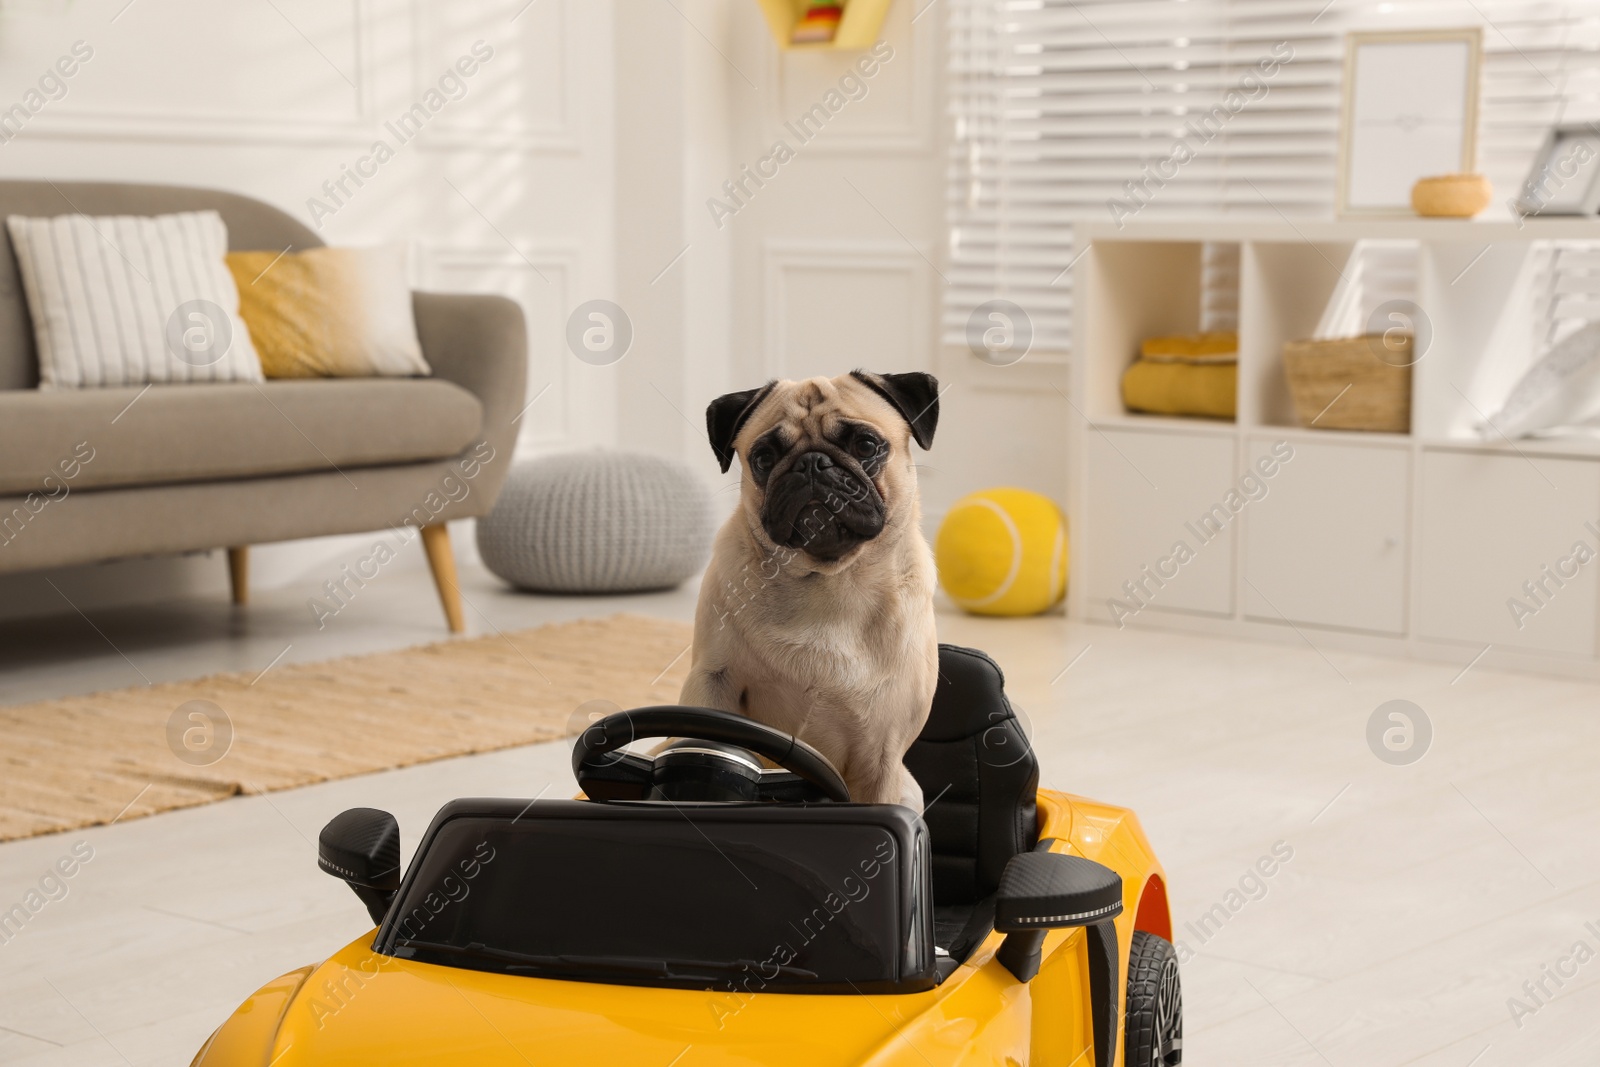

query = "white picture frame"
[{"left": 1338, "top": 28, "right": 1482, "bottom": 217}]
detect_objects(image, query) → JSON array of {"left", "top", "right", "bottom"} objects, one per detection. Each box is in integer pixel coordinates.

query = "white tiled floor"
[{"left": 2, "top": 559, "right": 1598, "bottom": 1065}]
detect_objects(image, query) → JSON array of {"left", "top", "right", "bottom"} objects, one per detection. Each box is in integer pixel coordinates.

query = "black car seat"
[{"left": 904, "top": 644, "right": 1040, "bottom": 962}]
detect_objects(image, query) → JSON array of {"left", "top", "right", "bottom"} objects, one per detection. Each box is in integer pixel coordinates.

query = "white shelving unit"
[{"left": 1068, "top": 217, "right": 1600, "bottom": 679}]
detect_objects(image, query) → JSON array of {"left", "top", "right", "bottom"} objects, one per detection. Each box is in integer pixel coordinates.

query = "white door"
[
  {"left": 1243, "top": 439, "right": 1410, "bottom": 634},
  {"left": 1083, "top": 428, "right": 1237, "bottom": 623},
  {"left": 1418, "top": 450, "right": 1600, "bottom": 656}
]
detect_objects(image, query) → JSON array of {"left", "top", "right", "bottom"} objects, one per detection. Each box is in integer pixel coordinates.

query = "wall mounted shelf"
[{"left": 755, "top": 0, "right": 893, "bottom": 51}]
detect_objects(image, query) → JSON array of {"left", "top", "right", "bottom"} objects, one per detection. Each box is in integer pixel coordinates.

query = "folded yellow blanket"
[
  {"left": 1140, "top": 331, "right": 1238, "bottom": 364},
  {"left": 1122, "top": 358, "right": 1237, "bottom": 419}
]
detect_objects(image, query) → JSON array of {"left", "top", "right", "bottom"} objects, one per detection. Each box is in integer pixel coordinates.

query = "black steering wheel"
[{"left": 572, "top": 706, "right": 851, "bottom": 804}]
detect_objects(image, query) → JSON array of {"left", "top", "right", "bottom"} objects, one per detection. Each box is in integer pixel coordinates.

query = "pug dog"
[{"left": 680, "top": 370, "right": 940, "bottom": 807}]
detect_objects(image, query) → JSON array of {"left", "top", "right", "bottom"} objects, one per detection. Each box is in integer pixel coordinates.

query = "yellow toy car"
[{"left": 190, "top": 645, "right": 1181, "bottom": 1066}]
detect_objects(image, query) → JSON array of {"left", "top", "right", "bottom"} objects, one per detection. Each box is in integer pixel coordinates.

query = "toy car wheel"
[{"left": 1124, "top": 930, "right": 1183, "bottom": 1066}]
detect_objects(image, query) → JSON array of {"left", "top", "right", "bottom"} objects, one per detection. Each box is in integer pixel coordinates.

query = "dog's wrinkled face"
[
  {"left": 750, "top": 400, "right": 888, "bottom": 561},
  {"left": 706, "top": 371, "right": 939, "bottom": 567}
]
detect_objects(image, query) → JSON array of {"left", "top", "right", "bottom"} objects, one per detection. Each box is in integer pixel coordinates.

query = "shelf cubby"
[
  {"left": 1238, "top": 239, "right": 1356, "bottom": 430},
  {"left": 1077, "top": 239, "right": 1223, "bottom": 425},
  {"left": 1412, "top": 241, "right": 1540, "bottom": 440}
]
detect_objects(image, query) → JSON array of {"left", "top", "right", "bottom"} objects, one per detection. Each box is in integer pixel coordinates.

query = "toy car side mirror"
[
  {"left": 994, "top": 850, "right": 1123, "bottom": 1067},
  {"left": 318, "top": 807, "right": 401, "bottom": 926}
]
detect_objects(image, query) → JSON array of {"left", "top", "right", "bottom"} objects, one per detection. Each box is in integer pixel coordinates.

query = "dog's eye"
[
  {"left": 749, "top": 448, "right": 773, "bottom": 474},
  {"left": 852, "top": 435, "right": 881, "bottom": 461}
]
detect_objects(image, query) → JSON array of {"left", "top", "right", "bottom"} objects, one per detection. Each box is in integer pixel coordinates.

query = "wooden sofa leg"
[
  {"left": 420, "top": 524, "right": 466, "bottom": 634},
  {"left": 227, "top": 547, "right": 249, "bottom": 606}
]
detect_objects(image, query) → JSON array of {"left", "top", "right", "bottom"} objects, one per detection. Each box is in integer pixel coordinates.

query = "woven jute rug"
[{"left": 0, "top": 613, "right": 694, "bottom": 842}]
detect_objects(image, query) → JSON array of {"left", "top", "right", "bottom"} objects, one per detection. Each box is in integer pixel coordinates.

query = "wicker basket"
[{"left": 1282, "top": 335, "right": 1412, "bottom": 433}]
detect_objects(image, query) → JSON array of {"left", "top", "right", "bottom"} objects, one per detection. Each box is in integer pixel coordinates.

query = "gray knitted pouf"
[{"left": 476, "top": 452, "right": 713, "bottom": 593}]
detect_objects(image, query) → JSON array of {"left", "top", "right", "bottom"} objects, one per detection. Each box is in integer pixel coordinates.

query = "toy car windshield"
[{"left": 373, "top": 799, "right": 937, "bottom": 994}]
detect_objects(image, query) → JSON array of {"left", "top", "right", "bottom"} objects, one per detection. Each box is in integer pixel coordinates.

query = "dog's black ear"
[
  {"left": 851, "top": 370, "right": 939, "bottom": 450},
  {"left": 706, "top": 381, "right": 776, "bottom": 473}
]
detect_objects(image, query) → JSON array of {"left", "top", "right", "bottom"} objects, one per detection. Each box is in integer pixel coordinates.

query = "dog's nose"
[{"left": 792, "top": 451, "right": 834, "bottom": 478}]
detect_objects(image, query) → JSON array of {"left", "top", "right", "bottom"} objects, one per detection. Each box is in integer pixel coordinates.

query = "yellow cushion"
[
  {"left": 226, "top": 247, "right": 429, "bottom": 379},
  {"left": 1122, "top": 358, "right": 1237, "bottom": 419},
  {"left": 1140, "top": 331, "right": 1238, "bottom": 363}
]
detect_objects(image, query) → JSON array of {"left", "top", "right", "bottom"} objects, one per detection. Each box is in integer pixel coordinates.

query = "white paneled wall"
[
  {"left": 0, "top": 0, "right": 617, "bottom": 615},
  {"left": 760, "top": 240, "right": 931, "bottom": 380},
  {"left": 0, "top": 0, "right": 614, "bottom": 454},
  {"left": 719, "top": 0, "right": 1069, "bottom": 531},
  {"left": 0, "top": 0, "right": 1021, "bottom": 620}
]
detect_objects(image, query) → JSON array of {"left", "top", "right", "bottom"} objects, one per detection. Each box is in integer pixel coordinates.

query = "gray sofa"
[{"left": 0, "top": 181, "right": 527, "bottom": 632}]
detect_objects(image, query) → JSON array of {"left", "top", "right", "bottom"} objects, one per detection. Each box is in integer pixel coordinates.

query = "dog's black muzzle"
[{"left": 761, "top": 450, "right": 886, "bottom": 561}]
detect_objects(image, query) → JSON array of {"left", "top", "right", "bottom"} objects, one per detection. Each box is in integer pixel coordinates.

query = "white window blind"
[
  {"left": 944, "top": 0, "right": 1600, "bottom": 356},
  {"left": 1200, "top": 241, "right": 1240, "bottom": 331},
  {"left": 1310, "top": 240, "right": 1420, "bottom": 338},
  {"left": 1532, "top": 241, "right": 1600, "bottom": 351}
]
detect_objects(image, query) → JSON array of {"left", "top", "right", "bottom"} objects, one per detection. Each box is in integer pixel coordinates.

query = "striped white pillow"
[{"left": 6, "top": 210, "right": 264, "bottom": 389}]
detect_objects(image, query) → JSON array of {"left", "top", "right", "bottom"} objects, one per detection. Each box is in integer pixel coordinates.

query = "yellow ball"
[{"left": 936, "top": 488, "right": 1068, "bottom": 616}]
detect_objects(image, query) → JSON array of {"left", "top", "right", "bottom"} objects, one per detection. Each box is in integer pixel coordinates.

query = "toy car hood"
[{"left": 203, "top": 933, "right": 1028, "bottom": 1067}]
